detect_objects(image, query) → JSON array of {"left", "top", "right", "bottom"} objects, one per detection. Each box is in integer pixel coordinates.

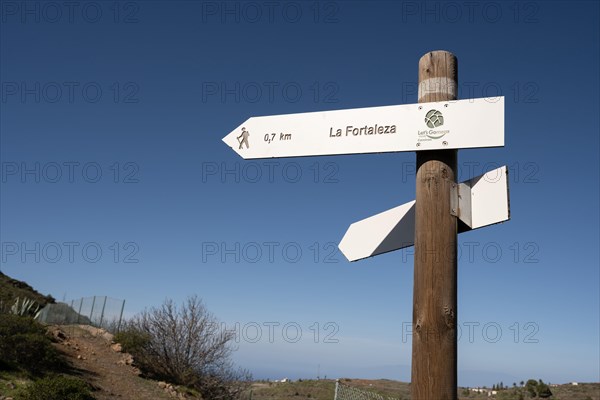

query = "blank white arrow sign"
[
  {"left": 339, "top": 201, "right": 416, "bottom": 263},
  {"left": 339, "top": 166, "right": 510, "bottom": 262}
]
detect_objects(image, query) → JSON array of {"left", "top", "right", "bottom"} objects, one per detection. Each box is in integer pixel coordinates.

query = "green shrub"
[
  {"left": 525, "top": 379, "right": 538, "bottom": 397},
  {"left": 537, "top": 382, "right": 552, "bottom": 398},
  {"left": 16, "top": 375, "right": 94, "bottom": 400},
  {"left": 0, "top": 313, "right": 45, "bottom": 336},
  {"left": 113, "top": 327, "right": 151, "bottom": 354},
  {"left": 523, "top": 379, "right": 553, "bottom": 399},
  {"left": 0, "top": 313, "right": 64, "bottom": 374}
]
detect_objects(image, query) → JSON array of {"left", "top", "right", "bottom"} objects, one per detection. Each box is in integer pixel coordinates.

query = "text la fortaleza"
[{"left": 329, "top": 124, "right": 397, "bottom": 137}]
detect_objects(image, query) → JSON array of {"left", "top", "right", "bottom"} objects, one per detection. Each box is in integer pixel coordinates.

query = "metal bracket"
[{"left": 450, "top": 182, "right": 473, "bottom": 228}]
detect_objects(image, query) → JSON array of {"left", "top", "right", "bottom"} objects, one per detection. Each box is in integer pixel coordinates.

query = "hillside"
[
  {"left": 0, "top": 271, "right": 55, "bottom": 308},
  {"left": 48, "top": 325, "right": 190, "bottom": 399},
  {"left": 0, "top": 323, "right": 200, "bottom": 399},
  {"left": 0, "top": 273, "right": 199, "bottom": 399},
  {"left": 249, "top": 379, "right": 600, "bottom": 400}
]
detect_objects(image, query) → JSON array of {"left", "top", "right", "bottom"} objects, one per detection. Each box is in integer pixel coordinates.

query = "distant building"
[
  {"left": 469, "top": 388, "right": 499, "bottom": 397},
  {"left": 571, "top": 382, "right": 578, "bottom": 386}
]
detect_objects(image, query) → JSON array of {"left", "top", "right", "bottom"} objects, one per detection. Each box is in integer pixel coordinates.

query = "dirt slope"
[{"left": 51, "top": 325, "right": 190, "bottom": 400}]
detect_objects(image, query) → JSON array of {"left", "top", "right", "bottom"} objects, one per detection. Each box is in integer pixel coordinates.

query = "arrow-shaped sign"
[
  {"left": 223, "top": 97, "right": 504, "bottom": 159},
  {"left": 339, "top": 166, "right": 510, "bottom": 261},
  {"left": 339, "top": 200, "right": 416, "bottom": 263}
]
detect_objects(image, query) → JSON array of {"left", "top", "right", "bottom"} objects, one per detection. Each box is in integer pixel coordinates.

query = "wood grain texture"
[{"left": 411, "top": 50, "right": 458, "bottom": 400}]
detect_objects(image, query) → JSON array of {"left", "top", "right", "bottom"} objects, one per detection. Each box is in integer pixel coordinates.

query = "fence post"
[
  {"left": 334, "top": 379, "right": 339, "bottom": 400},
  {"left": 98, "top": 296, "right": 107, "bottom": 328},
  {"left": 76, "top": 298, "right": 83, "bottom": 325},
  {"left": 117, "top": 299, "right": 126, "bottom": 332},
  {"left": 68, "top": 299, "right": 74, "bottom": 325},
  {"left": 89, "top": 296, "right": 96, "bottom": 322}
]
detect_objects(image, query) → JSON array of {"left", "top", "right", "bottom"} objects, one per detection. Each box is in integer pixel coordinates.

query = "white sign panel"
[
  {"left": 339, "top": 166, "right": 510, "bottom": 262},
  {"left": 464, "top": 165, "right": 510, "bottom": 229},
  {"left": 223, "top": 97, "right": 504, "bottom": 159},
  {"left": 338, "top": 201, "right": 416, "bottom": 263}
]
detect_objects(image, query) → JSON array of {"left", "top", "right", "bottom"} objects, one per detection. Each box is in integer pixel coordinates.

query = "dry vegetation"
[{"left": 246, "top": 379, "right": 600, "bottom": 400}]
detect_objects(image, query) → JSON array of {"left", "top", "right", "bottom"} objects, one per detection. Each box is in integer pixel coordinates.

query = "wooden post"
[{"left": 411, "top": 50, "right": 458, "bottom": 400}]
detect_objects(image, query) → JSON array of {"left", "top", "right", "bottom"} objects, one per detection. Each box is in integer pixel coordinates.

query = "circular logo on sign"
[{"left": 424, "top": 109, "right": 444, "bottom": 128}]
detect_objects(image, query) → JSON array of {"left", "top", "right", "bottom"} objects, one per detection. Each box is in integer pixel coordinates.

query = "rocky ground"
[{"left": 49, "top": 325, "right": 198, "bottom": 400}]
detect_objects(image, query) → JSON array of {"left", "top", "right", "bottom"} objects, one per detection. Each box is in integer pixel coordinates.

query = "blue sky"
[{"left": 1, "top": 0, "right": 598, "bottom": 387}]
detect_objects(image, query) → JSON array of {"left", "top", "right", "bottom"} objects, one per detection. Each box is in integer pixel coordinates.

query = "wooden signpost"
[
  {"left": 223, "top": 50, "right": 509, "bottom": 400},
  {"left": 413, "top": 50, "right": 458, "bottom": 400}
]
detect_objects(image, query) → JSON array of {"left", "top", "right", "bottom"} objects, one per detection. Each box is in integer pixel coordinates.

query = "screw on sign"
[{"left": 222, "top": 51, "right": 508, "bottom": 400}]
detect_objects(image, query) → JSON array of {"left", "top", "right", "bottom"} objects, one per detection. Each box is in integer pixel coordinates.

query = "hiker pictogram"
[{"left": 237, "top": 127, "right": 250, "bottom": 149}]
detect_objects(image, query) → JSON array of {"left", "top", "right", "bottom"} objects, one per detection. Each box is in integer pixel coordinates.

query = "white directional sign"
[
  {"left": 339, "top": 200, "right": 416, "bottom": 262},
  {"left": 459, "top": 165, "right": 510, "bottom": 229},
  {"left": 339, "top": 166, "right": 510, "bottom": 262},
  {"left": 223, "top": 97, "right": 504, "bottom": 159}
]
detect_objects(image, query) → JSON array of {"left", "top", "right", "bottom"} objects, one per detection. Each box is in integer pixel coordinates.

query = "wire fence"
[
  {"left": 36, "top": 296, "right": 125, "bottom": 333},
  {"left": 334, "top": 380, "right": 402, "bottom": 400}
]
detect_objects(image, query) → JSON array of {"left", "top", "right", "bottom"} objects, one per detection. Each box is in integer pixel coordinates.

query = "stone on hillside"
[{"left": 111, "top": 343, "right": 122, "bottom": 352}]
